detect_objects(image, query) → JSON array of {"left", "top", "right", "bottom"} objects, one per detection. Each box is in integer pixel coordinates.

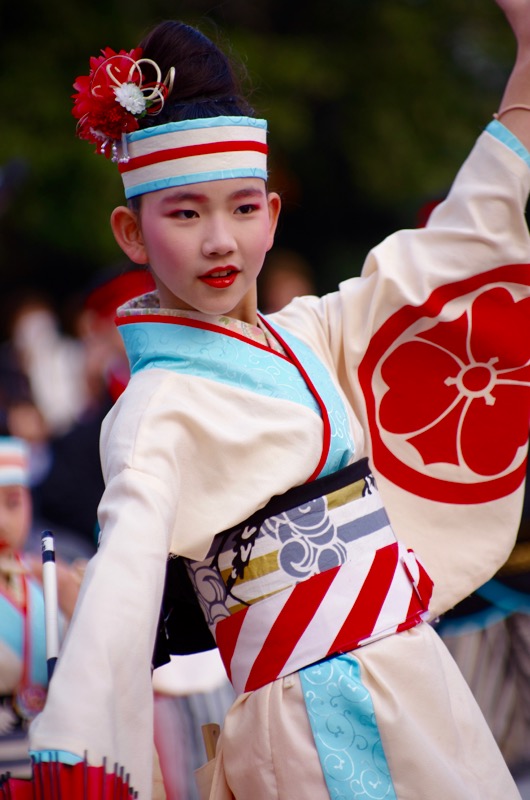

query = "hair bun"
[{"left": 137, "top": 21, "right": 253, "bottom": 125}]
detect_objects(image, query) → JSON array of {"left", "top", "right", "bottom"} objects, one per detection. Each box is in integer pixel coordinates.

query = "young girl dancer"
[{"left": 25, "top": 1, "right": 530, "bottom": 797}]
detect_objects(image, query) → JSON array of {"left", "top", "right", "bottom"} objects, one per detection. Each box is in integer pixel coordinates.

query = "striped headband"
[
  {"left": 116, "top": 115, "right": 269, "bottom": 199},
  {"left": 0, "top": 437, "right": 29, "bottom": 487}
]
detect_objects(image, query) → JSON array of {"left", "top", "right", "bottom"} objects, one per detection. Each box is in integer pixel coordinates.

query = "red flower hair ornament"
[{"left": 72, "top": 47, "right": 175, "bottom": 160}]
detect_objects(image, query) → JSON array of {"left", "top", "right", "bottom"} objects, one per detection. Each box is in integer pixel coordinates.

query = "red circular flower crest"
[{"left": 358, "top": 264, "right": 530, "bottom": 503}]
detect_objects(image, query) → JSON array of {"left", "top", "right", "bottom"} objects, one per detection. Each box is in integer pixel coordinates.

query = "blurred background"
[
  {"left": 1, "top": 3, "right": 529, "bottom": 796},
  {"left": 0, "top": 0, "right": 515, "bottom": 325}
]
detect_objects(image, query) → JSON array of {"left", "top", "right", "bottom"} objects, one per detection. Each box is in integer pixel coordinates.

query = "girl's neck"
[{"left": 0, "top": 546, "right": 17, "bottom": 566}]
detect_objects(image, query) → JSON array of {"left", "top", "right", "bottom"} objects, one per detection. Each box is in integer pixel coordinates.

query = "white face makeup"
[{"left": 117, "top": 177, "right": 280, "bottom": 323}]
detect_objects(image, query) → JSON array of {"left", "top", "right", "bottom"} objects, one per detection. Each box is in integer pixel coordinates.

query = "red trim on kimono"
[
  {"left": 259, "top": 314, "right": 332, "bottom": 481},
  {"left": 116, "top": 312, "right": 334, "bottom": 482}
]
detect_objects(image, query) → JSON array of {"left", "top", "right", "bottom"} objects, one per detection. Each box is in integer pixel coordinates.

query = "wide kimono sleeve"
[
  {"left": 28, "top": 374, "right": 184, "bottom": 799},
  {"left": 272, "top": 122, "right": 530, "bottom": 617}
]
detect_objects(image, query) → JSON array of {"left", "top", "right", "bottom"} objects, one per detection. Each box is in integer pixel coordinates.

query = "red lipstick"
[{"left": 199, "top": 266, "right": 240, "bottom": 289}]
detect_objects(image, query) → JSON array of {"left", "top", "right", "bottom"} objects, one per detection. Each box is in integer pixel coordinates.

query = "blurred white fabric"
[{"left": 152, "top": 649, "right": 229, "bottom": 696}]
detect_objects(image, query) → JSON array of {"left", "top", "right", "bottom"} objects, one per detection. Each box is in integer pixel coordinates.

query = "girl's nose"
[{"left": 202, "top": 217, "right": 237, "bottom": 257}]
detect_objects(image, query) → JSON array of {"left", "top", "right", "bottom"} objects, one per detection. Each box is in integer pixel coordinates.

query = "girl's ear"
[
  {"left": 110, "top": 206, "right": 148, "bottom": 264},
  {"left": 266, "top": 192, "right": 282, "bottom": 252}
]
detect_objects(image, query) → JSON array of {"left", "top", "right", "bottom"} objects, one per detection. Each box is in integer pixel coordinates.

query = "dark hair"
[{"left": 137, "top": 21, "right": 254, "bottom": 127}]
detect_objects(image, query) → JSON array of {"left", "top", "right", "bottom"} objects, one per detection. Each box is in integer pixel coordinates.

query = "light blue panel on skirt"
[{"left": 299, "top": 652, "right": 397, "bottom": 799}]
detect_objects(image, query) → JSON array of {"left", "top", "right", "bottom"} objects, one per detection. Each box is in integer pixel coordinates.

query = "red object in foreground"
[{"left": 0, "top": 759, "right": 137, "bottom": 799}]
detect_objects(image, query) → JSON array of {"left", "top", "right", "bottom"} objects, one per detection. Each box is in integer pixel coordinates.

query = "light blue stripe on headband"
[
  {"left": 125, "top": 115, "right": 267, "bottom": 144},
  {"left": 125, "top": 166, "right": 269, "bottom": 198},
  {"left": 0, "top": 467, "right": 28, "bottom": 487},
  {"left": 0, "top": 436, "right": 29, "bottom": 486}
]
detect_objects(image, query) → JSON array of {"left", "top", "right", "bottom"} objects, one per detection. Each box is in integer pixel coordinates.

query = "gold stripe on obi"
[{"left": 184, "top": 459, "right": 401, "bottom": 634}]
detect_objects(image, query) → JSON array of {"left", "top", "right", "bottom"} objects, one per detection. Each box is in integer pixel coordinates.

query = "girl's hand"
[
  {"left": 25, "top": 553, "right": 87, "bottom": 619},
  {"left": 494, "top": 0, "right": 530, "bottom": 150},
  {"left": 495, "top": 0, "right": 530, "bottom": 48}
]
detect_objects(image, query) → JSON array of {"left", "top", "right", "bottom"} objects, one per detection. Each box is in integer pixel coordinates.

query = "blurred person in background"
[
  {"left": 437, "top": 463, "right": 530, "bottom": 779},
  {"left": 2, "top": 290, "right": 87, "bottom": 439},
  {"left": 153, "top": 651, "right": 235, "bottom": 800},
  {"left": 258, "top": 248, "right": 317, "bottom": 314},
  {"left": 0, "top": 435, "right": 82, "bottom": 779},
  {"left": 33, "top": 266, "right": 156, "bottom": 557}
]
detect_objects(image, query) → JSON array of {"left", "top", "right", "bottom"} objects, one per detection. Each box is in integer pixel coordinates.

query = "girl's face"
[
  {"left": 0, "top": 484, "right": 31, "bottom": 553},
  {"left": 112, "top": 178, "right": 281, "bottom": 324}
]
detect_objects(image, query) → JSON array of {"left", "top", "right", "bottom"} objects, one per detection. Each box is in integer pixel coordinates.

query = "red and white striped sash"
[{"left": 215, "top": 540, "right": 433, "bottom": 695}]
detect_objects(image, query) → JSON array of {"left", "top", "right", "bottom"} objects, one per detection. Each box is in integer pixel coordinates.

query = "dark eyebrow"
[
  {"left": 230, "top": 186, "right": 265, "bottom": 200},
  {"left": 159, "top": 185, "right": 265, "bottom": 206},
  {"left": 160, "top": 190, "right": 209, "bottom": 205}
]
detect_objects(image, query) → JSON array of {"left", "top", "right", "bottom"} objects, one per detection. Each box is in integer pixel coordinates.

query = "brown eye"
[
  {"left": 170, "top": 209, "right": 198, "bottom": 219},
  {"left": 236, "top": 204, "right": 257, "bottom": 215}
]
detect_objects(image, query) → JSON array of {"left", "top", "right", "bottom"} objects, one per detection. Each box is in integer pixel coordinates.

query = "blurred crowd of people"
[{"left": 0, "top": 269, "right": 155, "bottom": 561}]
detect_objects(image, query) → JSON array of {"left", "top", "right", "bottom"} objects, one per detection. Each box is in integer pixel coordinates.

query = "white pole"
[{"left": 41, "top": 530, "right": 60, "bottom": 681}]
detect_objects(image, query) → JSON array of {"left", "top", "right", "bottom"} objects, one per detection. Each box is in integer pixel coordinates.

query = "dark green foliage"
[{"left": 0, "top": 0, "right": 514, "bottom": 300}]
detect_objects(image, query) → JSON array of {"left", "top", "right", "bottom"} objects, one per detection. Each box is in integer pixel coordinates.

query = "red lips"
[{"left": 199, "top": 266, "right": 240, "bottom": 289}]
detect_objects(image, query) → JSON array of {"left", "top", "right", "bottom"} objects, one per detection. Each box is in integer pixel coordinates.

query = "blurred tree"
[{"left": 0, "top": 0, "right": 515, "bottom": 304}]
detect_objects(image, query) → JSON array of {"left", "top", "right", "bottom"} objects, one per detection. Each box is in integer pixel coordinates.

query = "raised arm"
[{"left": 495, "top": 0, "right": 530, "bottom": 150}]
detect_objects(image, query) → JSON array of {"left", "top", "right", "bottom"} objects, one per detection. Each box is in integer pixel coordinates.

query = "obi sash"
[
  {"left": 156, "top": 459, "right": 434, "bottom": 693},
  {"left": 216, "top": 538, "right": 432, "bottom": 694}
]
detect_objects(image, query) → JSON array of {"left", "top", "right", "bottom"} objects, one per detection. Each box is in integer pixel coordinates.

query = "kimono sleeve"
[
  {"left": 275, "top": 126, "right": 530, "bottom": 616},
  {"left": 29, "top": 383, "right": 181, "bottom": 800}
]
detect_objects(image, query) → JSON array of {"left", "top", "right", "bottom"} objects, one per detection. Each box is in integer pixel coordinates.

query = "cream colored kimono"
[{"left": 29, "top": 121, "right": 530, "bottom": 799}]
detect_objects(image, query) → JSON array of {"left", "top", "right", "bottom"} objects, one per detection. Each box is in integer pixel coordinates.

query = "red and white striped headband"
[
  {"left": 0, "top": 437, "right": 29, "bottom": 487},
  {"left": 116, "top": 115, "right": 268, "bottom": 198}
]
